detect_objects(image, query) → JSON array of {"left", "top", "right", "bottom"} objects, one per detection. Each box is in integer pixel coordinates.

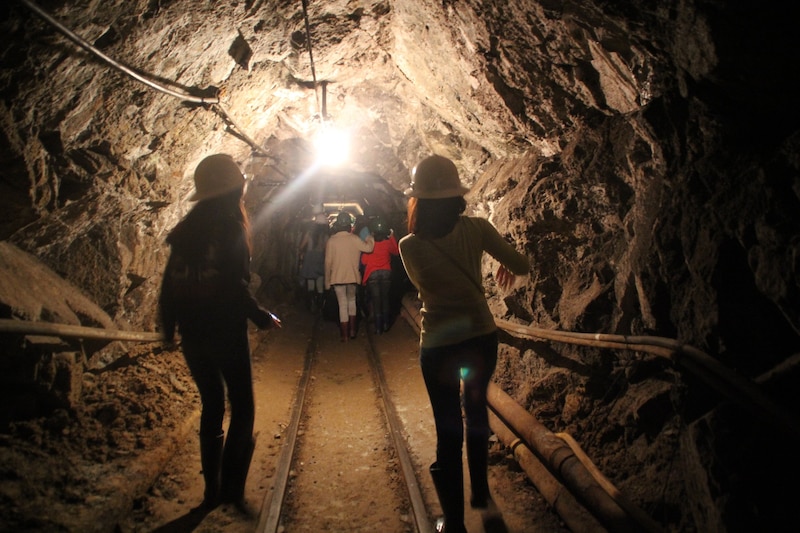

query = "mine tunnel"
[{"left": 1, "top": 0, "right": 799, "bottom": 531}]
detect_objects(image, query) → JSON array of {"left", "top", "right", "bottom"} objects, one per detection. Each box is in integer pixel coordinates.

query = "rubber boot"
[
  {"left": 430, "top": 462, "right": 466, "bottom": 533},
  {"left": 220, "top": 434, "right": 255, "bottom": 509},
  {"left": 339, "top": 322, "right": 349, "bottom": 342},
  {"left": 348, "top": 315, "right": 357, "bottom": 339},
  {"left": 374, "top": 313, "right": 383, "bottom": 335},
  {"left": 199, "top": 432, "right": 224, "bottom": 509},
  {"left": 467, "top": 429, "right": 490, "bottom": 508}
]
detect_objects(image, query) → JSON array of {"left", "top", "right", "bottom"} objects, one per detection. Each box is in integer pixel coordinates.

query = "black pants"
[
  {"left": 420, "top": 331, "right": 497, "bottom": 476},
  {"left": 366, "top": 269, "right": 392, "bottom": 318},
  {"left": 181, "top": 322, "right": 254, "bottom": 448}
]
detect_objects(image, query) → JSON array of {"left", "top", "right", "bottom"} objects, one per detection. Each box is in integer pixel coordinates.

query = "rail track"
[
  {"left": 96, "top": 303, "right": 571, "bottom": 532},
  {"left": 4, "top": 293, "right": 791, "bottom": 531},
  {"left": 253, "top": 312, "right": 431, "bottom": 532}
]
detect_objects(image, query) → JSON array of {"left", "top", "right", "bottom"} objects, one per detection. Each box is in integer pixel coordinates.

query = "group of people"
[
  {"left": 158, "top": 153, "right": 529, "bottom": 532},
  {"left": 297, "top": 202, "right": 401, "bottom": 341},
  {"left": 321, "top": 210, "right": 401, "bottom": 341}
]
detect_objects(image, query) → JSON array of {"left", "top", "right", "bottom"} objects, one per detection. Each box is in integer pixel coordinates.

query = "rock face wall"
[{"left": 1, "top": 0, "right": 798, "bottom": 530}]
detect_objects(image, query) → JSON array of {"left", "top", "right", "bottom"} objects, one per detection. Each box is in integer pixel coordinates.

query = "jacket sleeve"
[
  {"left": 226, "top": 224, "right": 271, "bottom": 326},
  {"left": 358, "top": 235, "right": 375, "bottom": 253},
  {"left": 478, "top": 218, "right": 530, "bottom": 275}
]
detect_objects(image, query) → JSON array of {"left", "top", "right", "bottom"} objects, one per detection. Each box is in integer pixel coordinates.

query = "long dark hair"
[
  {"left": 407, "top": 196, "right": 467, "bottom": 239},
  {"left": 186, "top": 187, "right": 251, "bottom": 253}
]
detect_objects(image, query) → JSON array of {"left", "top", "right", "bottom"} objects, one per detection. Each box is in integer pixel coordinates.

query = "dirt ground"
[{"left": 0, "top": 301, "right": 566, "bottom": 533}]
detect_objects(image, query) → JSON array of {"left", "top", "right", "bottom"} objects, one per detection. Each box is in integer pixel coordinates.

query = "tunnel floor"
[{"left": 0, "top": 298, "right": 566, "bottom": 532}]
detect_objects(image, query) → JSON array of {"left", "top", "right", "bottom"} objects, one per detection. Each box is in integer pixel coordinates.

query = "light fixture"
[{"left": 313, "top": 124, "right": 350, "bottom": 167}]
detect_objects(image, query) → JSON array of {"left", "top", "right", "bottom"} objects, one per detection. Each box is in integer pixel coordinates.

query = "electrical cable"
[
  {"left": 17, "top": 0, "right": 281, "bottom": 159},
  {"left": 300, "top": 0, "right": 321, "bottom": 119},
  {"left": 212, "top": 103, "right": 274, "bottom": 158},
  {"left": 18, "top": 0, "right": 219, "bottom": 105}
]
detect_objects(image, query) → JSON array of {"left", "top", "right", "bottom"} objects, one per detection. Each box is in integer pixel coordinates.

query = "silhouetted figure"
[
  {"left": 298, "top": 218, "right": 328, "bottom": 312},
  {"left": 159, "top": 154, "right": 280, "bottom": 512},
  {"left": 399, "top": 155, "right": 529, "bottom": 533}
]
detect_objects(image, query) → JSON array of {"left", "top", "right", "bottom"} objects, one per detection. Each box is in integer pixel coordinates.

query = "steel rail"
[
  {"left": 366, "top": 329, "right": 433, "bottom": 533},
  {"left": 255, "top": 315, "right": 319, "bottom": 532},
  {"left": 252, "top": 314, "right": 430, "bottom": 532}
]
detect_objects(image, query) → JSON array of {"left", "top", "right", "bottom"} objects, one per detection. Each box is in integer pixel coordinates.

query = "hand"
[
  {"left": 161, "top": 325, "right": 176, "bottom": 346},
  {"left": 161, "top": 332, "right": 179, "bottom": 351},
  {"left": 253, "top": 307, "right": 281, "bottom": 329},
  {"left": 268, "top": 311, "right": 283, "bottom": 329},
  {"left": 496, "top": 265, "right": 515, "bottom": 290}
]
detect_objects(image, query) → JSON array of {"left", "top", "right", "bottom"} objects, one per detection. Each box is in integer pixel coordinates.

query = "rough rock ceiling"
[{"left": 2, "top": 0, "right": 707, "bottom": 214}]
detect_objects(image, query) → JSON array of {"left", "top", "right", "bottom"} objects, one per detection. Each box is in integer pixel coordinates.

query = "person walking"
[
  {"left": 325, "top": 211, "right": 374, "bottom": 341},
  {"left": 298, "top": 218, "right": 328, "bottom": 312},
  {"left": 398, "top": 155, "right": 529, "bottom": 533},
  {"left": 360, "top": 216, "right": 399, "bottom": 334},
  {"left": 159, "top": 153, "right": 281, "bottom": 512}
]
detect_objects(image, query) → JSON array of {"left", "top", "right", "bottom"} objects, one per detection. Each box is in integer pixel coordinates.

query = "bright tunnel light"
[{"left": 314, "top": 126, "right": 350, "bottom": 167}]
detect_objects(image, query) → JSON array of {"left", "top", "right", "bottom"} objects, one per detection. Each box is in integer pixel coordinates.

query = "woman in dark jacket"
[{"left": 159, "top": 153, "right": 279, "bottom": 511}]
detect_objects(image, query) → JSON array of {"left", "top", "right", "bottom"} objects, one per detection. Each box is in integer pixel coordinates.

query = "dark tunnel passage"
[{"left": 242, "top": 138, "right": 411, "bottom": 312}]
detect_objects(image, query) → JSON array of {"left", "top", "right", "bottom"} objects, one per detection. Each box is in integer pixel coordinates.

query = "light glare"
[{"left": 314, "top": 127, "right": 349, "bottom": 167}]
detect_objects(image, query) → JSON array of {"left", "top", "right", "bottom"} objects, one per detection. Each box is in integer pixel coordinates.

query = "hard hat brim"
[
  {"left": 403, "top": 184, "right": 470, "bottom": 199},
  {"left": 188, "top": 182, "right": 243, "bottom": 202}
]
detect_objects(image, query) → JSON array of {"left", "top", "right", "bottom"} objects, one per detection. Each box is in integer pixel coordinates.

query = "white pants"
[{"left": 333, "top": 284, "right": 357, "bottom": 322}]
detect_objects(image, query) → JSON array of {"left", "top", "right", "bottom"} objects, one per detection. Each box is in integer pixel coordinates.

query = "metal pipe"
[
  {"left": 495, "top": 318, "right": 800, "bottom": 442},
  {"left": 488, "top": 383, "right": 649, "bottom": 533},
  {"left": 488, "top": 410, "right": 607, "bottom": 533},
  {"left": 398, "top": 293, "right": 800, "bottom": 531},
  {"left": 0, "top": 318, "right": 163, "bottom": 343}
]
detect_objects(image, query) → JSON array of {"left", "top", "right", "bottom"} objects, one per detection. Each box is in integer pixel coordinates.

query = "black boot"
[
  {"left": 220, "top": 434, "right": 255, "bottom": 510},
  {"left": 348, "top": 315, "right": 357, "bottom": 339},
  {"left": 306, "top": 290, "right": 316, "bottom": 312},
  {"left": 467, "top": 428, "right": 490, "bottom": 508},
  {"left": 199, "top": 432, "right": 224, "bottom": 509},
  {"left": 374, "top": 313, "right": 383, "bottom": 335},
  {"left": 430, "top": 462, "right": 466, "bottom": 533},
  {"left": 313, "top": 292, "right": 323, "bottom": 313}
]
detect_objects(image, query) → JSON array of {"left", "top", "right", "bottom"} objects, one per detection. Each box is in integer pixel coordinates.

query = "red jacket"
[{"left": 361, "top": 233, "right": 399, "bottom": 285}]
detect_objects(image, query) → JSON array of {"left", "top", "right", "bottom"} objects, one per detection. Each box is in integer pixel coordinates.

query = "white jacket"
[{"left": 325, "top": 230, "right": 374, "bottom": 288}]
